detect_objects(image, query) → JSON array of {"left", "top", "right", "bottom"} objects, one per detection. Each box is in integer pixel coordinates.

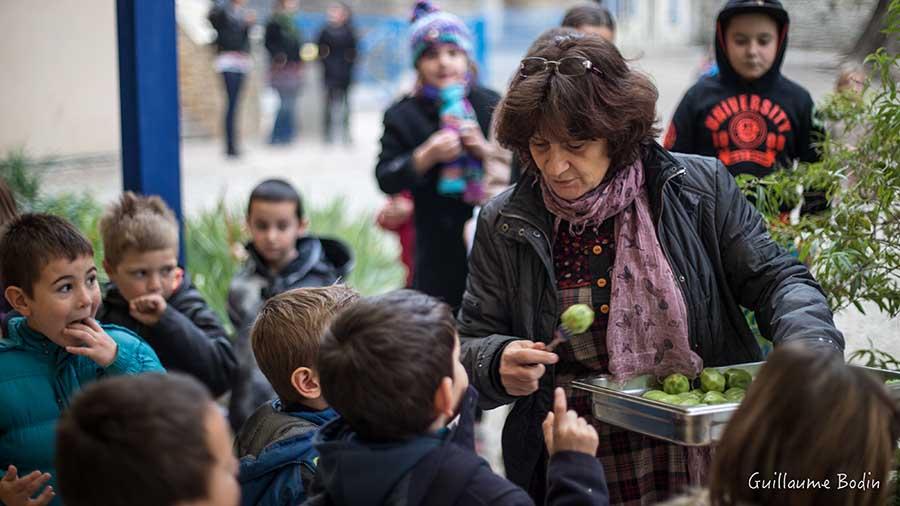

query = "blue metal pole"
[{"left": 116, "top": 0, "right": 185, "bottom": 263}]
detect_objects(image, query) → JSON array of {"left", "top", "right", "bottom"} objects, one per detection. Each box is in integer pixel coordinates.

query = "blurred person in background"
[
  {"left": 209, "top": 0, "right": 256, "bottom": 157},
  {"left": 265, "top": 0, "right": 304, "bottom": 145},
  {"left": 317, "top": 2, "right": 358, "bottom": 145}
]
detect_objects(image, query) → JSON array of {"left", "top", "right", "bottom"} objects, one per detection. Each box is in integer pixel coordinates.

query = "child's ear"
[
  {"left": 102, "top": 259, "right": 115, "bottom": 277},
  {"left": 172, "top": 267, "right": 185, "bottom": 290},
  {"left": 290, "top": 367, "right": 321, "bottom": 399},
  {"left": 5, "top": 286, "right": 31, "bottom": 317},
  {"left": 298, "top": 219, "right": 310, "bottom": 235},
  {"left": 432, "top": 377, "right": 455, "bottom": 421}
]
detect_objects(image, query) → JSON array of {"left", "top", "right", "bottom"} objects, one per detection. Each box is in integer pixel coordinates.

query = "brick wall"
[{"left": 177, "top": 25, "right": 261, "bottom": 141}]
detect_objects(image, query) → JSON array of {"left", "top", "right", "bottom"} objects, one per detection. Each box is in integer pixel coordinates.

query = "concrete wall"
[
  {"left": 0, "top": 1, "right": 121, "bottom": 160},
  {"left": 616, "top": 0, "right": 696, "bottom": 48},
  {"left": 691, "top": 0, "right": 878, "bottom": 51}
]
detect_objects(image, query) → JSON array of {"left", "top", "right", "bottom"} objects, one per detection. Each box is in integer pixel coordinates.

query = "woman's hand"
[
  {"left": 499, "top": 340, "right": 559, "bottom": 396},
  {"left": 459, "top": 121, "right": 490, "bottom": 161},
  {"left": 542, "top": 387, "right": 599, "bottom": 456},
  {"left": 412, "top": 129, "right": 463, "bottom": 174}
]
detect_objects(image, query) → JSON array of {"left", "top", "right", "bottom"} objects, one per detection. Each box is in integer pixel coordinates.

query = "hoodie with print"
[{"left": 665, "top": 0, "right": 823, "bottom": 183}]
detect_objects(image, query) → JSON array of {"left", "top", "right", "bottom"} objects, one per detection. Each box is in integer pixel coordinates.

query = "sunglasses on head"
[{"left": 519, "top": 56, "right": 602, "bottom": 78}]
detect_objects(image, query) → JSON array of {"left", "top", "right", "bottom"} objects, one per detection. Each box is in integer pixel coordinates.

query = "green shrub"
[
  {"left": 0, "top": 154, "right": 405, "bottom": 328},
  {"left": 736, "top": 2, "right": 900, "bottom": 317}
]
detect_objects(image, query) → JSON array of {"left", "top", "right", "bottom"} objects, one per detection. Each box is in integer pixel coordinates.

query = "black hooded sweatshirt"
[
  {"left": 665, "top": 0, "right": 823, "bottom": 181},
  {"left": 303, "top": 387, "right": 609, "bottom": 506}
]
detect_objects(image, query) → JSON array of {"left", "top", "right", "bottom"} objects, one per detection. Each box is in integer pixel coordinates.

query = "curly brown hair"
[{"left": 494, "top": 28, "right": 659, "bottom": 173}]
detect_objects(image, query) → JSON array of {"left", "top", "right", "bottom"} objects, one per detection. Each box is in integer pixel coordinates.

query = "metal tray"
[{"left": 571, "top": 362, "right": 900, "bottom": 447}]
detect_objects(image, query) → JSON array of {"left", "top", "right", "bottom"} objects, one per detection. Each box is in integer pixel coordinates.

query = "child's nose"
[{"left": 77, "top": 285, "right": 93, "bottom": 307}]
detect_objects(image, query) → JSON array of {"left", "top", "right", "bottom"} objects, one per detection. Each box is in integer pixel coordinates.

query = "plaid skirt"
[{"left": 566, "top": 392, "right": 690, "bottom": 505}]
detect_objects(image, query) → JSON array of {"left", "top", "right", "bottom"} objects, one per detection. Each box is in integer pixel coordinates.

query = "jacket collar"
[
  {"left": 0, "top": 316, "right": 69, "bottom": 367},
  {"left": 642, "top": 142, "right": 687, "bottom": 218},
  {"left": 500, "top": 170, "right": 554, "bottom": 237},
  {"left": 246, "top": 238, "right": 322, "bottom": 280}
]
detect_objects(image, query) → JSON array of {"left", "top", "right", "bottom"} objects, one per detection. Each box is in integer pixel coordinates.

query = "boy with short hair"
[
  {"left": 665, "top": 0, "right": 825, "bottom": 212},
  {"left": 227, "top": 179, "right": 353, "bottom": 430},
  {"left": 97, "top": 192, "right": 237, "bottom": 397},
  {"left": 55, "top": 373, "right": 240, "bottom": 506},
  {"left": 308, "top": 290, "right": 609, "bottom": 506},
  {"left": 234, "top": 285, "right": 358, "bottom": 506},
  {"left": 0, "top": 214, "right": 164, "bottom": 506}
]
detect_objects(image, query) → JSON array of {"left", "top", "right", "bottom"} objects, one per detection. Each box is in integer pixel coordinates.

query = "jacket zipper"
[
  {"left": 656, "top": 168, "right": 700, "bottom": 354},
  {"left": 500, "top": 211, "right": 557, "bottom": 343}
]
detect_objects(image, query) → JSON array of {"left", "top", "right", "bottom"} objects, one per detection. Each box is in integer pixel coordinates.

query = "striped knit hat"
[{"left": 409, "top": 1, "right": 473, "bottom": 65}]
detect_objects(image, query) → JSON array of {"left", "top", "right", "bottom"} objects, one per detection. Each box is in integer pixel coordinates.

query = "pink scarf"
[{"left": 539, "top": 159, "right": 703, "bottom": 381}]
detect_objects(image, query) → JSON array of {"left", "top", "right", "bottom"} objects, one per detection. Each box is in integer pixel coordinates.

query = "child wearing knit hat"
[{"left": 374, "top": 0, "right": 508, "bottom": 311}]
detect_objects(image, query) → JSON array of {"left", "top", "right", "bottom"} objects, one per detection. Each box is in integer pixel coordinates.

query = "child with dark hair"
[
  {"left": 307, "top": 289, "right": 609, "bottom": 505},
  {"left": 375, "top": 0, "right": 508, "bottom": 311},
  {"left": 55, "top": 373, "right": 239, "bottom": 506},
  {"left": 664, "top": 0, "right": 825, "bottom": 212},
  {"left": 0, "top": 214, "right": 164, "bottom": 506},
  {"left": 227, "top": 178, "right": 353, "bottom": 430},
  {"left": 561, "top": 3, "right": 616, "bottom": 42},
  {"left": 96, "top": 192, "right": 237, "bottom": 397},
  {"left": 234, "top": 285, "right": 358, "bottom": 506}
]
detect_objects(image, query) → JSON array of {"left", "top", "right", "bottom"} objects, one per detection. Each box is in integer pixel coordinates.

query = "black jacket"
[
  {"left": 304, "top": 388, "right": 609, "bottom": 506},
  {"left": 375, "top": 85, "right": 501, "bottom": 310},
  {"left": 665, "top": 0, "right": 822, "bottom": 180},
  {"left": 209, "top": 4, "right": 251, "bottom": 53},
  {"left": 317, "top": 23, "right": 357, "bottom": 89},
  {"left": 97, "top": 273, "right": 238, "bottom": 397},
  {"left": 265, "top": 14, "right": 302, "bottom": 64},
  {"left": 457, "top": 144, "right": 844, "bottom": 490},
  {"left": 227, "top": 237, "right": 353, "bottom": 431}
]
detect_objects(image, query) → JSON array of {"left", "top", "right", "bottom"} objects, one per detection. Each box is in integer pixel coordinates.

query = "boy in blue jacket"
[
  {"left": 0, "top": 214, "right": 164, "bottom": 506},
  {"left": 234, "top": 285, "right": 358, "bottom": 506},
  {"left": 305, "top": 290, "right": 609, "bottom": 506}
]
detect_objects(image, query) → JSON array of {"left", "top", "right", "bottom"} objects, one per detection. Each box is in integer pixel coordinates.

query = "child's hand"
[
  {"left": 128, "top": 294, "right": 167, "bottom": 326},
  {"left": 459, "top": 121, "right": 489, "bottom": 161},
  {"left": 542, "top": 387, "right": 599, "bottom": 456},
  {"left": 62, "top": 318, "right": 119, "bottom": 368},
  {"left": 413, "top": 129, "right": 462, "bottom": 173},
  {"left": 0, "top": 465, "right": 55, "bottom": 506},
  {"left": 377, "top": 195, "right": 414, "bottom": 228}
]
